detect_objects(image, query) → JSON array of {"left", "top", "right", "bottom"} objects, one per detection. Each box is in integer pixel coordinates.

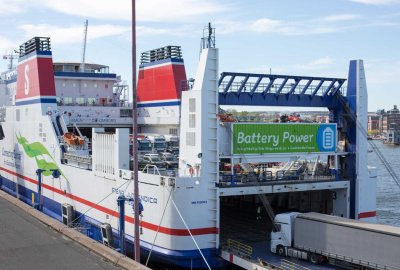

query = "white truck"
[
  {"left": 164, "top": 134, "right": 179, "bottom": 154},
  {"left": 148, "top": 135, "right": 167, "bottom": 153},
  {"left": 139, "top": 134, "right": 167, "bottom": 153},
  {"left": 271, "top": 212, "right": 400, "bottom": 270},
  {"left": 129, "top": 135, "right": 152, "bottom": 159}
]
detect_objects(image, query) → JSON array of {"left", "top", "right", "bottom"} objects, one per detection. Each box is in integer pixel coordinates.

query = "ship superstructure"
[{"left": 0, "top": 32, "right": 376, "bottom": 269}]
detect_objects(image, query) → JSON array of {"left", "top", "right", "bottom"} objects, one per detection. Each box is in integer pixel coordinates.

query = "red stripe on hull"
[
  {"left": 358, "top": 211, "right": 376, "bottom": 219},
  {"left": 0, "top": 166, "right": 218, "bottom": 236}
]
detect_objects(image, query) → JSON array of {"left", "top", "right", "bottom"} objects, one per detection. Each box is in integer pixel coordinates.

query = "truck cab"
[
  {"left": 143, "top": 134, "right": 166, "bottom": 153},
  {"left": 270, "top": 212, "right": 299, "bottom": 256},
  {"left": 164, "top": 135, "right": 179, "bottom": 155},
  {"left": 137, "top": 137, "right": 152, "bottom": 158}
]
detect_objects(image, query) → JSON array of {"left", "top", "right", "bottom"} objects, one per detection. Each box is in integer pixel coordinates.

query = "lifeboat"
[{"left": 63, "top": 132, "right": 84, "bottom": 146}]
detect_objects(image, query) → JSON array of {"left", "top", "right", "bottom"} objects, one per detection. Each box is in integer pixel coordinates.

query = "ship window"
[
  {"left": 94, "top": 83, "right": 98, "bottom": 88},
  {"left": 72, "top": 83, "right": 77, "bottom": 87},
  {"left": 16, "top": 109, "right": 20, "bottom": 121},
  {"left": 186, "top": 132, "right": 195, "bottom": 146},
  {"left": 83, "top": 83, "right": 87, "bottom": 88},
  {"left": 76, "top": 97, "right": 85, "bottom": 105},
  {"left": 189, "top": 98, "right": 196, "bottom": 113},
  {"left": 64, "top": 97, "right": 73, "bottom": 105},
  {"left": 189, "top": 114, "right": 196, "bottom": 128},
  {"left": 88, "top": 98, "right": 96, "bottom": 105},
  {"left": 120, "top": 109, "right": 132, "bottom": 117},
  {"left": 105, "top": 83, "right": 109, "bottom": 89},
  {"left": 272, "top": 224, "right": 281, "bottom": 232}
]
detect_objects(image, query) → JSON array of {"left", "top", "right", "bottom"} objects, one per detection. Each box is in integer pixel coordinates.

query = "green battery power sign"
[{"left": 232, "top": 123, "right": 337, "bottom": 155}]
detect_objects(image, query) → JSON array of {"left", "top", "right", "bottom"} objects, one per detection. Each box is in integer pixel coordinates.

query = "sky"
[{"left": 0, "top": 0, "right": 399, "bottom": 112}]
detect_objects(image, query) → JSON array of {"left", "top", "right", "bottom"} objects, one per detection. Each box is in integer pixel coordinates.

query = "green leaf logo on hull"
[{"left": 16, "top": 134, "right": 64, "bottom": 177}]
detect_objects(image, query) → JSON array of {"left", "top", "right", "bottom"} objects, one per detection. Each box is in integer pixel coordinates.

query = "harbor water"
[{"left": 370, "top": 141, "right": 400, "bottom": 226}]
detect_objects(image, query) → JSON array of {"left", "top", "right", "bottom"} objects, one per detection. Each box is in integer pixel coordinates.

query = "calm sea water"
[{"left": 369, "top": 141, "right": 400, "bottom": 226}]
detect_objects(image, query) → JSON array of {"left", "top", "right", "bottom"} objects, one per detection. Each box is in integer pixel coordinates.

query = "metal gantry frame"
[{"left": 218, "top": 72, "right": 346, "bottom": 108}]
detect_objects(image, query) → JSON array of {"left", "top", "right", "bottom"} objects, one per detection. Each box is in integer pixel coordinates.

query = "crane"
[{"left": 3, "top": 51, "right": 18, "bottom": 71}]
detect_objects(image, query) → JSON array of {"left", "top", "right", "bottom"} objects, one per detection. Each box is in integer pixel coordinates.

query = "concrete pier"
[{"left": 0, "top": 189, "right": 150, "bottom": 270}]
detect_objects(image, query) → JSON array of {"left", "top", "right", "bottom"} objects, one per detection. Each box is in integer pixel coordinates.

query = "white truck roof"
[{"left": 298, "top": 212, "right": 400, "bottom": 237}]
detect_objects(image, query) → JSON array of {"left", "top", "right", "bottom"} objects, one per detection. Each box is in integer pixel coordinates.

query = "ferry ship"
[{"left": 0, "top": 28, "right": 376, "bottom": 269}]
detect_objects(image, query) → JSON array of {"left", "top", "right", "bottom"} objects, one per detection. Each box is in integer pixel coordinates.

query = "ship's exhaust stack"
[
  {"left": 137, "top": 46, "right": 187, "bottom": 125},
  {"left": 15, "top": 37, "right": 57, "bottom": 114}
]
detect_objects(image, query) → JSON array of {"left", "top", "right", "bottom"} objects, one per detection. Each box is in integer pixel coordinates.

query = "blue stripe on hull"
[
  {"left": 0, "top": 176, "right": 225, "bottom": 269},
  {"left": 16, "top": 98, "right": 57, "bottom": 106},
  {"left": 137, "top": 101, "right": 181, "bottom": 108}
]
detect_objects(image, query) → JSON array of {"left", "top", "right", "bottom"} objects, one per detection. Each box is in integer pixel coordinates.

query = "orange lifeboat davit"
[{"left": 63, "top": 132, "right": 84, "bottom": 146}]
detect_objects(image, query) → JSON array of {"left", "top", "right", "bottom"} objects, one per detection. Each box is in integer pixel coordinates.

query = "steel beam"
[
  {"left": 237, "top": 75, "right": 250, "bottom": 93},
  {"left": 250, "top": 75, "right": 263, "bottom": 94},
  {"left": 300, "top": 79, "right": 313, "bottom": 95},
  {"left": 223, "top": 75, "right": 236, "bottom": 93},
  {"left": 322, "top": 80, "right": 336, "bottom": 97},
  {"left": 263, "top": 78, "right": 275, "bottom": 95},
  {"left": 287, "top": 79, "right": 301, "bottom": 95},
  {"left": 332, "top": 79, "right": 346, "bottom": 96},
  {"left": 311, "top": 80, "right": 325, "bottom": 97},
  {"left": 275, "top": 78, "right": 289, "bottom": 95}
]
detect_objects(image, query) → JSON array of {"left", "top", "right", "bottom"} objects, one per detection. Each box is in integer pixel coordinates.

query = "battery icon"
[{"left": 323, "top": 127, "right": 334, "bottom": 149}]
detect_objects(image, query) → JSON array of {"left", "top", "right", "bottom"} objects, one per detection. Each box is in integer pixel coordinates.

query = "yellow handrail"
[{"left": 226, "top": 239, "right": 253, "bottom": 257}]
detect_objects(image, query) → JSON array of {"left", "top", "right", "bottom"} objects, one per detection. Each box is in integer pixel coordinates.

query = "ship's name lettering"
[
  {"left": 112, "top": 188, "right": 157, "bottom": 204},
  {"left": 70, "top": 118, "right": 117, "bottom": 123},
  {"left": 2, "top": 149, "right": 22, "bottom": 161},
  {"left": 191, "top": 200, "right": 207, "bottom": 205},
  {"left": 4, "top": 160, "right": 21, "bottom": 169}
]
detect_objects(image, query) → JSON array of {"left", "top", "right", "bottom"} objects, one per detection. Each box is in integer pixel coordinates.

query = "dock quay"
[{"left": 0, "top": 189, "right": 149, "bottom": 270}]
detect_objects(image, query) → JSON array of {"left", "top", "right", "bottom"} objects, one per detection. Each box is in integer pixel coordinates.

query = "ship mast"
[
  {"left": 80, "top": 19, "right": 88, "bottom": 72},
  {"left": 131, "top": 0, "right": 140, "bottom": 262}
]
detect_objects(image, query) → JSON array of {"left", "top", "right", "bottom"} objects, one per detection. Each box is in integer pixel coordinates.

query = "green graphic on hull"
[{"left": 16, "top": 134, "right": 64, "bottom": 177}]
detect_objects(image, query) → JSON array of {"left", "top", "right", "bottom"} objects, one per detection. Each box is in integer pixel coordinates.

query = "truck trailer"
[{"left": 271, "top": 212, "right": 400, "bottom": 269}]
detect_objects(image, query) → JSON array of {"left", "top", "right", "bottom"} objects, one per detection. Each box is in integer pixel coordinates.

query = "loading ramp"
[
  {"left": 220, "top": 239, "right": 336, "bottom": 270},
  {"left": 220, "top": 239, "right": 280, "bottom": 270}
]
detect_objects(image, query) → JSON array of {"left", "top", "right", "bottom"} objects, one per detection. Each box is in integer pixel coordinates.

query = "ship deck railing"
[
  {"left": 63, "top": 152, "right": 92, "bottom": 170},
  {"left": 57, "top": 101, "right": 131, "bottom": 108},
  {"left": 218, "top": 171, "right": 337, "bottom": 187}
]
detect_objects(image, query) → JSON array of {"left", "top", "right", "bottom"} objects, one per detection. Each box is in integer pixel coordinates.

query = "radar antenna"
[{"left": 200, "top": 22, "right": 215, "bottom": 54}]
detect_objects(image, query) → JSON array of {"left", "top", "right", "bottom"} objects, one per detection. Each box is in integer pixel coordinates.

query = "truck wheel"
[
  {"left": 309, "top": 253, "right": 320, "bottom": 264},
  {"left": 276, "top": 245, "right": 285, "bottom": 256}
]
